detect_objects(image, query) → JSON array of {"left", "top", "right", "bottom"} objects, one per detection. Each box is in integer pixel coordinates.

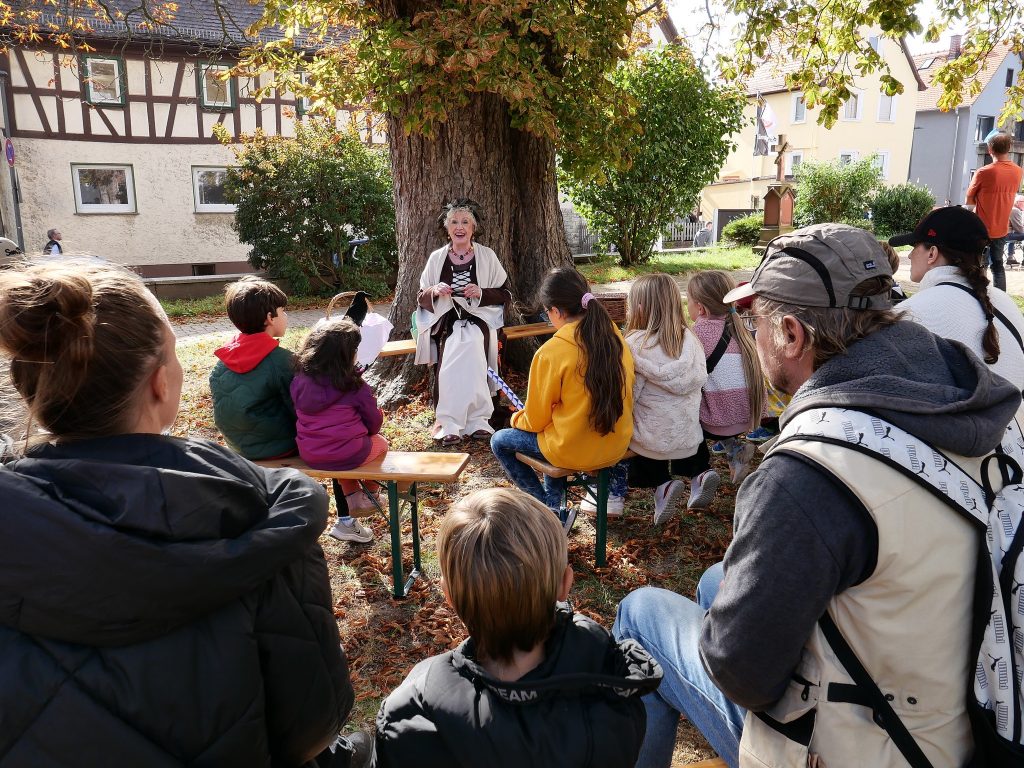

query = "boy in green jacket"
[{"left": 209, "top": 276, "right": 297, "bottom": 459}]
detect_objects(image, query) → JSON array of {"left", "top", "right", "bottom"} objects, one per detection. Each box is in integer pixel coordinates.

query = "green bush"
[
  {"left": 222, "top": 120, "right": 397, "bottom": 295},
  {"left": 794, "top": 156, "right": 883, "bottom": 226},
  {"left": 871, "top": 183, "right": 935, "bottom": 238},
  {"left": 722, "top": 213, "right": 764, "bottom": 245}
]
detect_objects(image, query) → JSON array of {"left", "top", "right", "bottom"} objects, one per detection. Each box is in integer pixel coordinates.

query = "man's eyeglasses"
[{"left": 740, "top": 314, "right": 765, "bottom": 333}]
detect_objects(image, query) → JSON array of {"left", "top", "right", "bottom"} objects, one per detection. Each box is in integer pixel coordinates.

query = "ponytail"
[
  {"left": 539, "top": 267, "right": 625, "bottom": 435},
  {"left": 938, "top": 245, "right": 1000, "bottom": 363},
  {"left": 729, "top": 311, "right": 765, "bottom": 431}
]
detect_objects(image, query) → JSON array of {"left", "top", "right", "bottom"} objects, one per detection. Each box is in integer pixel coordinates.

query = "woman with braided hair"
[
  {"left": 891, "top": 206, "right": 1024, "bottom": 388},
  {"left": 416, "top": 199, "right": 511, "bottom": 443}
]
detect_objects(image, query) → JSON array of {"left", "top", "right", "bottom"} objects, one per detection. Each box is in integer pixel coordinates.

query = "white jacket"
[{"left": 626, "top": 328, "right": 707, "bottom": 460}]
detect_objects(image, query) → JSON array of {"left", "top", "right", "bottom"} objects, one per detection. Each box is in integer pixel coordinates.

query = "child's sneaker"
[
  {"left": 561, "top": 505, "right": 579, "bottom": 535},
  {"left": 653, "top": 479, "right": 685, "bottom": 525},
  {"left": 710, "top": 441, "right": 726, "bottom": 454},
  {"left": 579, "top": 489, "right": 625, "bottom": 517},
  {"left": 745, "top": 425, "right": 776, "bottom": 443},
  {"left": 687, "top": 470, "right": 720, "bottom": 511},
  {"left": 345, "top": 490, "right": 385, "bottom": 518},
  {"left": 329, "top": 518, "right": 374, "bottom": 543},
  {"left": 728, "top": 442, "right": 757, "bottom": 485}
]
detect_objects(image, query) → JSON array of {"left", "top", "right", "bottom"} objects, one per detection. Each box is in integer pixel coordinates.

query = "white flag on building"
[{"left": 754, "top": 100, "right": 778, "bottom": 156}]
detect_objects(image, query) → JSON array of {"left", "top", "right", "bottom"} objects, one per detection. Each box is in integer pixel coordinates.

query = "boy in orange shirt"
[{"left": 966, "top": 130, "right": 1023, "bottom": 290}]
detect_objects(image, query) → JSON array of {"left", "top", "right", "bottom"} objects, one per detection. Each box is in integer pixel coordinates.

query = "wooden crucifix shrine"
[{"left": 758, "top": 133, "right": 797, "bottom": 247}]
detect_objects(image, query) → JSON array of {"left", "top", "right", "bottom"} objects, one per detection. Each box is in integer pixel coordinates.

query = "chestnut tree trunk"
[{"left": 370, "top": 92, "right": 572, "bottom": 405}]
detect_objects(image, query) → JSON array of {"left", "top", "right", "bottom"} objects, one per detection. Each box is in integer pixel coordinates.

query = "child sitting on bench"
[{"left": 373, "top": 487, "right": 662, "bottom": 767}]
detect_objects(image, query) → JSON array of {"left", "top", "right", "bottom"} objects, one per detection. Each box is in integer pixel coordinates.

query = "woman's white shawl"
[{"left": 415, "top": 243, "right": 507, "bottom": 365}]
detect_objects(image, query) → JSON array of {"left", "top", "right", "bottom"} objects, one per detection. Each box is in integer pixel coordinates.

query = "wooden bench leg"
[
  {"left": 386, "top": 480, "right": 406, "bottom": 598},
  {"left": 595, "top": 468, "right": 609, "bottom": 567},
  {"left": 409, "top": 482, "right": 422, "bottom": 581}
]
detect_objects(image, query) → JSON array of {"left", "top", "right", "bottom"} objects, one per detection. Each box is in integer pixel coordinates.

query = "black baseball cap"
[{"left": 887, "top": 206, "right": 990, "bottom": 252}]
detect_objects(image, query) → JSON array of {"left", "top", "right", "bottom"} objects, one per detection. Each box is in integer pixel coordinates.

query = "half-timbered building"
[{"left": 3, "top": 1, "right": 383, "bottom": 276}]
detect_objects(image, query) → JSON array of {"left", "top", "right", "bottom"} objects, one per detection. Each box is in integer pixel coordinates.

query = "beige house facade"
[
  {"left": 5, "top": 7, "right": 383, "bottom": 276},
  {"left": 700, "top": 36, "right": 926, "bottom": 219}
]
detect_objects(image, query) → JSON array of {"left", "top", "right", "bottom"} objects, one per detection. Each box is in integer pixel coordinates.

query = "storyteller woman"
[{"left": 416, "top": 199, "right": 511, "bottom": 443}]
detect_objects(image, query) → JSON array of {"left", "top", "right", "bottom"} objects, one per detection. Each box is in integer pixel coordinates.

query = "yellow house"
[{"left": 701, "top": 35, "right": 926, "bottom": 222}]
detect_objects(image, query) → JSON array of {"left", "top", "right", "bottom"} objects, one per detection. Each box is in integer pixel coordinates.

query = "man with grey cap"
[{"left": 615, "top": 223, "right": 1021, "bottom": 767}]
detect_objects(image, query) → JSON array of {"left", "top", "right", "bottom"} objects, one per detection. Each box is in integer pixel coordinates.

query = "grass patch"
[
  {"left": 161, "top": 293, "right": 353, "bottom": 320},
  {"left": 578, "top": 246, "right": 761, "bottom": 284},
  {"left": 173, "top": 335, "right": 735, "bottom": 765}
]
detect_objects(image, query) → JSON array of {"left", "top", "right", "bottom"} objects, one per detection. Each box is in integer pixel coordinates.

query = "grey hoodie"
[{"left": 699, "top": 320, "right": 1021, "bottom": 711}]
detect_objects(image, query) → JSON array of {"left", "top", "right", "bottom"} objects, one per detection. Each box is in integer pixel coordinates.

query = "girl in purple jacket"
[{"left": 291, "top": 317, "right": 388, "bottom": 544}]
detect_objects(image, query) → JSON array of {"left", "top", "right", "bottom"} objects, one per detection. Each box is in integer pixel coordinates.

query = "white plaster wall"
[{"left": 18, "top": 137, "right": 248, "bottom": 266}]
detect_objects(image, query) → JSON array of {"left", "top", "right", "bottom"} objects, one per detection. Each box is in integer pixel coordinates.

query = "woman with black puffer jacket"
[{"left": 0, "top": 259, "right": 365, "bottom": 768}]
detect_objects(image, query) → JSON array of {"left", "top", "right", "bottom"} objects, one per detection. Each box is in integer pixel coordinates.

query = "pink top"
[{"left": 693, "top": 316, "right": 752, "bottom": 437}]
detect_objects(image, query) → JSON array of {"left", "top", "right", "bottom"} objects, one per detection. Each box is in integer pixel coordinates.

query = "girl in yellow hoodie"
[{"left": 490, "top": 267, "right": 634, "bottom": 528}]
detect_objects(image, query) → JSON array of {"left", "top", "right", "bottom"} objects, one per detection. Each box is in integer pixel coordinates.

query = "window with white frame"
[
  {"left": 871, "top": 152, "right": 890, "bottom": 179},
  {"left": 192, "top": 167, "right": 234, "bottom": 213},
  {"left": 838, "top": 150, "right": 859, "bottom": 166},
  {"left": 82, "top": 55, "right": 125, "bottom": 106},
  {"left": 791, "top": 93, "right": 806, "bottom": 124},
  {"left": 72, "top": 164, "right": 136, "bottom": 213},
  {"left": 785, "top": 151, "right": 803, "bottom": 178},
  {"left": 296, "top": 71, "right": 312, "bottom": 116},
  {"left": 199, "top": 63, "right": 234, "bottom": 110},
  {"left": 977, "top": 115, "right": 995, "bottom": 142},
  {"left": 877, "top": 92, "right": 896, "bottom": 122},
  {"left": 842, "top": 91, "right": 862, "bottom": 121}
]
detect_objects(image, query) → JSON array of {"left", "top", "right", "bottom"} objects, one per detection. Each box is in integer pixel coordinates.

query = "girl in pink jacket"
[{"left": 291, "top": 317, "right": 388, "bottom": 544}]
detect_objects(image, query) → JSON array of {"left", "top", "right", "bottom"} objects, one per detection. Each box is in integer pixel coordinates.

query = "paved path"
[{"left": 172, "top": 257, "right": 1024, "bottom": 342}]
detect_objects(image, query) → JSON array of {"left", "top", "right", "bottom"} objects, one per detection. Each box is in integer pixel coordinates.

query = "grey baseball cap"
[{"left": 723, "top": 223, "right": 893, "bottom": 310}]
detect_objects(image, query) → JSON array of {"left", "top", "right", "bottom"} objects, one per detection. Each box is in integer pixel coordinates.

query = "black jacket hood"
[
  {"left": 783, "top": 320, "right": 1021, "bottom": 457},
  {"left": 0, "top": 434, "right": 328, "bottom": 647}
]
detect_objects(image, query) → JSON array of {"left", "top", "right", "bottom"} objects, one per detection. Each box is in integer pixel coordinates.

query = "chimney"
[{"left": 949, "top": 34, "right": 962, "bottom": 59}]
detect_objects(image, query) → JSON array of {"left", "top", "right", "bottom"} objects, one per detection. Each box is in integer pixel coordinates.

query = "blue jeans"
[
  {"left": 491, "top": 428, "right": 629, "bottom": 509},
  {"left": 614, "top": 565, "right": 745, "bottom": 768},
  {"left": 1006, "top": 232, "right": 1024, "bottom": 259},
  {"left": 490, "top": 428, "right": 565, "bottom": 510},
  {"left": 987, "top": 237, "right": 1007, "bottom": 291}
]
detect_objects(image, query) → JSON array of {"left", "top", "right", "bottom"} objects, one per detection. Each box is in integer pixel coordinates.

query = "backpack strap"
[
  {"left": 937, "top": 281, "right": 1024, "bottom": 353},
  {"left": 705, "top": 322, "right": 733, "bottom": 375},
  {"left": 818, "top": 612, "right": 935, "bottom": 768}
]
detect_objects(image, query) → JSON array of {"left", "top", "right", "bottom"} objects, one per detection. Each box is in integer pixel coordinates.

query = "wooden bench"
[
  {"left": 257, "top": 451, "right": 470, "bottom": 598},
  {"left": 514, "top": 450, "right": 633, "bottom": 568},
  {"left": 688, "top": 759, "right": 725, "bottom": 767},
  {"left": 379, "top": 320, "right": 555, "bottom": 358}
]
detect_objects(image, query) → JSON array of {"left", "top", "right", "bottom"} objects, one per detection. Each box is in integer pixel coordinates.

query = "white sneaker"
[
  {"left": 579, "top": 490, "right": 625, "bottom": 517},
  {"left": 687, "top": 470, "right": 720, "bottom": 511},
  {"left": 728, "top": 443, "right": 757, "bottom": 485},
  {"left": 329, "top": 518, "right": 374, "bottom": 543},
  {"left": 653, "top": 479, "right": 686, "bottom": 525}
]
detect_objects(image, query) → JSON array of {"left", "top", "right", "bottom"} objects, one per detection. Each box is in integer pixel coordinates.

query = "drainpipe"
[
  {"left": 947, "top": 107, "right": 962, "bottom": 204},
  {"left": 0, "top": 70, "right": 24, "bottom": 250}
]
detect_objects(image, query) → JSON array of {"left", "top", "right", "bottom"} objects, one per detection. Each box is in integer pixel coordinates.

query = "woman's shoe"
[
  {"left": 438, "top": 434, "right": 462, "bottom": 445},
  {"left": 470, "top": 429, "right": 492, "bottom": 440}
]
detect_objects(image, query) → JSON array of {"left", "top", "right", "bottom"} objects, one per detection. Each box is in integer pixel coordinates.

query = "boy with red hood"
[{"left": 209, "top": 277, "right": 297, "bottom": 460}]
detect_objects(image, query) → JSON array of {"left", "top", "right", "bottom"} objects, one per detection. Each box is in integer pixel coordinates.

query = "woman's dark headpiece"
[{"left": 438, "top": 198, "right": 484, "bottom": 229}]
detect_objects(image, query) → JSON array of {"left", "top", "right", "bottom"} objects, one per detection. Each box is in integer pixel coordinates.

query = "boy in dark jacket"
[
  {"left": 374, "top": 488, "right": 662, "bottom": 767},
  {"left": 210, "top": 276, "right": 297, "bottom": 459}
]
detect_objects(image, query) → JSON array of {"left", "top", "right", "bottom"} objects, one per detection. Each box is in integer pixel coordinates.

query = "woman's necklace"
[{"left": 450, "top": 243, "right": 473, "bottom": 263}]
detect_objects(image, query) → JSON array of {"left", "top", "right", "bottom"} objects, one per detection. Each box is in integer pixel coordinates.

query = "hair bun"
[{"left": 0, "top": 268, "right": 96, "bottom": 366}]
